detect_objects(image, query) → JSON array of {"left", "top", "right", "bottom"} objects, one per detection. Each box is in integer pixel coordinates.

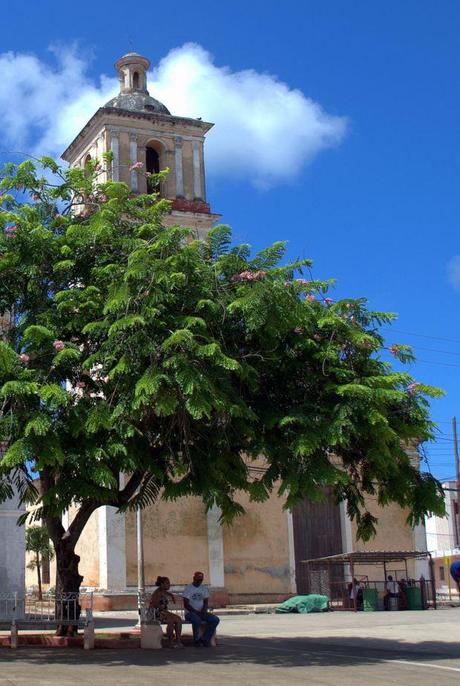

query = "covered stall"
[{"left": 303, "top": 550, "right": 436, "bottom": 611}]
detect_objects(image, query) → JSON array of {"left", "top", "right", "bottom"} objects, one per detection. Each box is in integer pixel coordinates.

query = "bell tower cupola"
[
  {"left": 61, "top": 51, "right": 220, "bottom": 236},
  {"left": 116, "top": 52, "right": 149, "bottom": 94}
]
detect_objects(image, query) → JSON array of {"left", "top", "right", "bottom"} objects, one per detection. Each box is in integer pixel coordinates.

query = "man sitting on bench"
[{"left": 183, "top": 571, "right": 220, "bottom": 647}]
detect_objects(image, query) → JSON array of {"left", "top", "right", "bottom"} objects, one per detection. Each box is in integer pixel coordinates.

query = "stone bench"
[{"left": 140, "top": 605, "right": 218, "bottom": 649}]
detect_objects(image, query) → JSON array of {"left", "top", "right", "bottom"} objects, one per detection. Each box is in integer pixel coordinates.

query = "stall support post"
[
  {"left": 428, "top": 554, "right": 437, "bottom": 609},
  {"left": 350, "top": 558, "right": 357, "bottom": 611}
]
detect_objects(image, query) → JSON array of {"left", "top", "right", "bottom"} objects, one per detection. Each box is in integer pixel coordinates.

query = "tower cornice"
[{"left": 61, "top": 108, "right": 213, "bottom": 163}]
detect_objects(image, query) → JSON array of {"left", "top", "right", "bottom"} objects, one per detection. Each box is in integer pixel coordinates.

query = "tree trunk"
[
  {"left": 36, "top": 552, "right": 42, "bottom": 601},
  {"left": 40, "top": 471, "right": 143, "bottom": 636},
  {"left": 45, "top": 511, "right": 86, "bottom": 637},
  {"left": 53, "top": 537, "right": 84, "bottom": 636}
]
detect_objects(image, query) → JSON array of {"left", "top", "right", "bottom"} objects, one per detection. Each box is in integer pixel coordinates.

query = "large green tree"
[{"left": 0, "top": 157, "right": 444, "bottom": 601}]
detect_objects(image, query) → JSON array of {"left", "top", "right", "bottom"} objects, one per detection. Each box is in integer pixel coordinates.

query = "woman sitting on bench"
[{"left": 149, "top": 576, "right": 183, "bottom": 648}]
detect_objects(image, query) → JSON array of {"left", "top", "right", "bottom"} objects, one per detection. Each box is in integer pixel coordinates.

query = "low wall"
[{"left": 91, "top": 587, "right": 230, "bottom": 611}]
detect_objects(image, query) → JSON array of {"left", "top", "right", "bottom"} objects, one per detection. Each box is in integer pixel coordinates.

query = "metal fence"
[{"left": 0, "top": 592, "right": 93, "bottom": 625}]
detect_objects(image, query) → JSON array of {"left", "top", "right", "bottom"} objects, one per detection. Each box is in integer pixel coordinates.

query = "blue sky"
[{"left": 1, "top": 0, "right": 459, "bottom": 480}]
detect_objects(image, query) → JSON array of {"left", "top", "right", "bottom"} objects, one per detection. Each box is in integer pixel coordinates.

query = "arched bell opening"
[{"left": 145, "top": 140, "right": 165, "bottom": 196}]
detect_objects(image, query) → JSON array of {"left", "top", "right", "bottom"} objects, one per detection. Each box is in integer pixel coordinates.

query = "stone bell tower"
[{"left": 61, "top": 52, "right": 220, "bottom": 236}]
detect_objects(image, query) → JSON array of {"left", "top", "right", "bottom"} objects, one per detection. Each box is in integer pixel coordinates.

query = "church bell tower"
[{"left": 61, "top": 52, "right": 219, "bottom": 236}]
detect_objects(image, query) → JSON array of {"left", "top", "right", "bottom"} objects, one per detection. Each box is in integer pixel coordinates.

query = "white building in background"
[
  {"left": 0, "top": 488, "right": 25, "bottom": 593},
  {"left": 425, "top": 480, "right": 460, "bottom": 595}
]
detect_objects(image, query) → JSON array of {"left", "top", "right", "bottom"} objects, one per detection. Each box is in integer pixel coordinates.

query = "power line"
[
  {"left": 386, "top": 345, "right": 460, "bottom": 357},
  {"left": 384, "top": 328, "right": 460, "bottom": 345},
  {"left": 412, "top": 346, "right": 460, "bottom": 357},
  {"left": 411, "top": 358, "right": 460, "bottom": 369}
]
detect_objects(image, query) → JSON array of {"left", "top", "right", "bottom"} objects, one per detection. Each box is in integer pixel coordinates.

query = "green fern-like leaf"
[{"left": 24, "top": 414, "right": 52, "bottom": 437}]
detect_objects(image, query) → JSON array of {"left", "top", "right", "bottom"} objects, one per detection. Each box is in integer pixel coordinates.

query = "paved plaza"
[{"left": 0, "top": 608, "right": 459, "bottom": 685}]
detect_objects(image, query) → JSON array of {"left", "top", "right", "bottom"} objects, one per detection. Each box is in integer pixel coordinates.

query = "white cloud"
[
  {"left": 447, "top": 256, "right": 460, "bottom": 291},
  {"left": 0, "top": 43, "right": 347, "bottom": 188}
]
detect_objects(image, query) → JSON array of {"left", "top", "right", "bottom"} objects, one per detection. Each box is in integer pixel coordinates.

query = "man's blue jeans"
[{"left": 185, "top": 611, "right": 220, "bottom": 644}]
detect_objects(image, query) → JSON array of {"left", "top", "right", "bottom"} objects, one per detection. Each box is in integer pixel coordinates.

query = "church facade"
[
  {"left": 0, "top": 315, "right": 25, "bottom": 594},
  {"left": 0, "top": 489, "right": 25, "bottom": 594},
  {"left": 23, "top": 52, "right": 429, "bottom": 606}
]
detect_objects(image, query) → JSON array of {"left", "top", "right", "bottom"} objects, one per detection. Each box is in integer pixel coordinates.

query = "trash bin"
[
  {"left": 363, "top": 588, "right": 379, "bottom": 611},
  {"left": 406, "top": 586, "right": 423, "bottom": 610}
]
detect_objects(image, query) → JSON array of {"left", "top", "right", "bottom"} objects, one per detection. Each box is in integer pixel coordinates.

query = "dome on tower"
[
  {"left": 104, "top": 52, "right": 171, "bottom": 116},
  {"left": 104, "top": 91, "right": 171, "bottom": 115}
]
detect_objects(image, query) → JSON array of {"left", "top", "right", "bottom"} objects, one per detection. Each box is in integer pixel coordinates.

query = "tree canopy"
[{"left": 0, "top": 156, "right": 445, "bottom": 591}]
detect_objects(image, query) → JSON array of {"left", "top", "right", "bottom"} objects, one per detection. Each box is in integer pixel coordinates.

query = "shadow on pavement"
[{"left": 1, "top": 634, "right": 459, "bottom": 669}]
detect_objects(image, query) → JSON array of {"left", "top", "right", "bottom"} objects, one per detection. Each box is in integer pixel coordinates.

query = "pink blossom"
[
  {"left": 53, "top": 340, "right": 65, "bottom": 351},
  {"left": 95, "top": 163, "right": 102, "bottom": 172},
  {"left": 98, "top": 194, "right": 108, "bottom": 203},
  {"left": 81, "top": 209, "right": 91, "bottom": 219},
  {"left": 32, "top": 194, "right": 40, "bottom": 201},
  {"left": 407, "top": 382, "right": 420, "bottom": 394},
  {"left": 306, "top": 294, "right": 315, "bottom": 302},
  {"left": 389, "top": 344, "right": 399, "bottom": 355},
  {"left": 294, "top": 327, "right": 304, "bottom": 334},
  {"left": 284, "top": 281, "right": 293, "bottom": 287},
  {"left": 76, "top": 381, "right": 86, "bottom": 389},
  {"left": 129, "top": 161, "right": 144, "bottom": 172},
  {"left": 325, "top": 297, "right": 334, "bottom": 305},
  {"left": 5, "top": 225, "right": 17, "bottom": 235},
  {"left": 19, "top": 353, "right": 30, "bottom": 364},
  {"left": 232, "top": 270, "right": 267, "bottom": 283},
  {"left": 296, "top": 279, "right": 311, "bottom": 285}
]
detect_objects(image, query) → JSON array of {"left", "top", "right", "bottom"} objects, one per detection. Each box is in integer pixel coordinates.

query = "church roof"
[{"left": 103, "top": 91, "right": 171, "bottom": 116}]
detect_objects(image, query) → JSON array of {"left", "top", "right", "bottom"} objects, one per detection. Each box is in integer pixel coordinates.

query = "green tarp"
[{"left": 275, "top": 594, "right": 329, "bottom": 614}]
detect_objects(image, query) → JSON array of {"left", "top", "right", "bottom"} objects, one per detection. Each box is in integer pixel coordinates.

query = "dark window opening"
[
  {"left": 133, "top": 71, "right": 140, "bottom": 90},
  {"left": 146, "top": 147, "right": 160, "bottom": 174},
  {"left": 439, "top": 566, "right": 445, "bottom": 581},
  {"left": 84, "top": 154, "right": 92, "bottom": 177},
  {"left": 146, "top": 147, "right": 161, "bottom": 194},
  {"left": 42, "top": 556, "right": 50, "bottom": 585}
]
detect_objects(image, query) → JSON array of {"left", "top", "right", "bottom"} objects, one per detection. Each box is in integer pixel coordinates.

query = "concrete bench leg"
[
  {"left": 141, "top": 623, "right": 163, "bottom": 649},
  {"left": 84, "top": 621, "right": 95, "bottom": 650},
  {"left": 10, "top": 623, "right": 18, "bottom": 649}
]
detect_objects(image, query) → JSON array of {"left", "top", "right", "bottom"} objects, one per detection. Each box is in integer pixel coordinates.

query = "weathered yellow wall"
[
  {"left": 25, "top": 507, "right": 99, "bottom": 590},
  {"left": 74, "top": 508, "right": 100, "bottom": 587},
  {"left": 126, "top": 496, "right": 209, "bottom": 586},
  {"left": 223, "top": 490, "right": 291, "bottom": 594}
]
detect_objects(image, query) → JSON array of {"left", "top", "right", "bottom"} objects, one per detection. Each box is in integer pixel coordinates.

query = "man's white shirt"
[
  {"left": 183, "top": 583, "right": 209, "bottom": 611},
  {"left": 386, "top": 581, "right": 399, "bottom": 594}
]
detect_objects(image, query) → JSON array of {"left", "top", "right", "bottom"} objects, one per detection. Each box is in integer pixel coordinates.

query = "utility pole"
[
  {"left": 452, "top": 417, "right": 460, "bottom": 548},
  {"left": 136, "top": 506, "right": 145, "bottom": 627}
]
